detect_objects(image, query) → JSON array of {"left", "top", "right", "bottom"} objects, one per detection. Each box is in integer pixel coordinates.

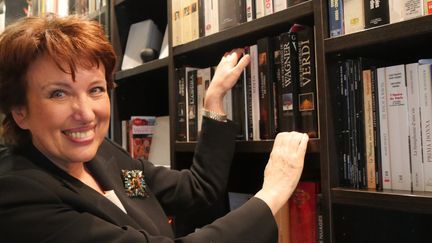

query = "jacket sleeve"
[{"left": 143, "top": 117, "right": 238, "bottom": 213}]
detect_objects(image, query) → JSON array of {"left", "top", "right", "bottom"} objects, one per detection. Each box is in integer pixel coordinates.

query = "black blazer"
[{"left": 0, "top": 118, "right": 277, "bottom": 242}]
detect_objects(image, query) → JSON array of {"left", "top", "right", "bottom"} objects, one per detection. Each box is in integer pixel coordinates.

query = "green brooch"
[{"left": 121, "top": 169, "right": 149, "bottom": 198}]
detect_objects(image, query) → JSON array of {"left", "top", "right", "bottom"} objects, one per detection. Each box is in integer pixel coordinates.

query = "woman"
[{"left": 0, "top": 15, "right": 308, "bottom": 242}]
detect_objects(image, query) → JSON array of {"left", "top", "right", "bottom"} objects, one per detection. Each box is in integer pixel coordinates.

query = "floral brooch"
[{"left": 121, "top": 169, "right": 150, "bottom": 198}]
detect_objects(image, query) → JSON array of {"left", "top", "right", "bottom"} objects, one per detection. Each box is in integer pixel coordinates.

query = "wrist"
[{"left": 202, "top": 108, "right": 227, "bottom": 122}]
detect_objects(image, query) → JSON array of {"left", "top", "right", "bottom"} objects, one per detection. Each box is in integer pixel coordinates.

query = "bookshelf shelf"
[
  {"left": 175, "top": 139, "right": 320, "bottom": 153},
  {"left": 331, "top": 188, "right": 432, "bottom": 214},
  {"left": 114, "top": 57, "right": 169, "bottom": 81},
  {"left": 324, "top": 15, "right": 432, "bottom": 54}
]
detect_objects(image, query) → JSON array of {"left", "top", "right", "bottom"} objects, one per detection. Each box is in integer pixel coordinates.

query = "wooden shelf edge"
[
  {"left": 324, "top": 15, "right": 432, "bottom": 53},
  {"left": 175, "top": 138, "right": 320, "bottom": 153},
  {"left": 172, "top": 1, "right": 314, "bottom": 56},
  {"left": 115, "top": 57, "right": 169, "bottom": 81},
  {"left": 331, "top": 187, "right": 432, "bottom": 214}
]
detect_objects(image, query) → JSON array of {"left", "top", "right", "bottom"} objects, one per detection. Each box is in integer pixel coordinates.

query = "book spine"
[
  {"left": 328, "top": 0, "right": 344, "bottom": 37},
  {"left": 343, "top": 0, "right": 365, "bottom": 34},
  {"left": 245, "top": 47, "right": 254, "bottom": 140},
  {"left": 171, "top": 0, "right": 182, "bottom": 46},
  {"left": 257, "top": 37, "right": 276, "bottom": 139},
  {"left": 403, "top": 0, "right": 423, "bottom": 19},
  {"left": 246, "top": 0, "right": 256, "bottom": 21},
  {"left": 419, "top": 63, "right": 432, "bottom": 191},
  {"left": 198, "top": 0, "right": 206, "bottom": 37},
  {"left": 389, "top": 0, "right": 404, "bottom": 23},
  {"left": 181, "top": 0, "right": 192, "bottom": 44},
  {"left": 263, "top": 0, "right": 273, "bottom": 16},
  {"left": 231, "top": 73, "right": 247, "bottom": 140},
  {"left": 371, "top": 67, "right": 383, "bottom": 190},
  {"left": 406, "top": 62, "right": 424, "bottom": 191},
  {"left": 362, "top": 69, "right": 376, "bottom": 189},
  {"left": 204, "top": 0, "right": 219, "bottom": 36},
  {"left": 297, "top": 26, "right": 319, "bottom": 138},
  {"left": 425, "top": 0, "right": 432, "bottom": 15},
  {"left": 386, "top": 64, "right": 411, "bottom": 191},
  {"left": 190, "top": 0, "right": 200, "bottom": 41},
  {"left": 376, "top": 67, "right": 392, "bottom": 189},
  {"left": 354, "top": 59, "right": 366, "bottom": 188},
  {"left": 255, "top": 0, "right": 265, "bottom": 18},
  {"left": 187, "top": 68, "right": 198, "bottom": 141},
  {"left": 176, "top": 68, "right": 187, "bottom": 141},
  {"left": 250, "top": 44, "right": 261, "bottom": 140},
  {"left": 278, "top": 31, "right": 300, "bottom": 132},
  {"left": 363, "top": 0, "right": 390, "bottom": 29}
]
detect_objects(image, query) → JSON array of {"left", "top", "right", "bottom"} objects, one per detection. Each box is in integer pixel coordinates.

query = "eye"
[
  {"left": 89, "top": 86, "right": 106, "bottom": 95},
  {"left": 49, "top": 89, "right": 66, "bottom": 99}
]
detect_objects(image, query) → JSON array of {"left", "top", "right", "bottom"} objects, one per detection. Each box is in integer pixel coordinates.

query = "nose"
[{"left": 71, "top": 96, "right": 95, "bottom": 122}]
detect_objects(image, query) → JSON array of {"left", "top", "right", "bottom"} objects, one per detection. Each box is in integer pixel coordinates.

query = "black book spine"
[
  {"left": 257, "top": 37, "right": 276, "bottom": 139},
  {"left": 297, "top": 25, "right": 318, "bottom": 138},
  {"left": 245, "top": 47, "right": 254, "bottom": 140},
  {"left": 278, "top": 31, "right": 300, "bottom": 132},
  {"left": 371, "top": 67, "right": 383, "bottom": 190},
  {"left": 231, "top": 73, "right": 246, "bottom": 140},
  {"left": 176, "top": 68, "right": 187, "bottom": 141},
  {"left": 354, "top": 58, "right": 366, "bottom": 189},
  {"left": 187, "top": 69, "right": 198, "bottom": 141},
  {"left": 363, "top": 0, "right": 390, "bottom": 29},
  {"left": 198, "top": 0, "right": 206, "bottom": 37}
]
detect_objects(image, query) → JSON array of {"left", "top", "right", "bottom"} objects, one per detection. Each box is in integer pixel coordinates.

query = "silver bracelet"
[{"left": 202, "top": 109, "right": 227, "bottom": 122}]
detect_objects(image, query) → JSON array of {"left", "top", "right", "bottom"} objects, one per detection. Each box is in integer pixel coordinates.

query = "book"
[
  {"left": 190, "top": 0, "right": 200, "bottom": 41},
  {"left": 249, "top": 44, "right": 261, "bottom": 140},
  {"left": 187, "top": 68, "right": 198, "bottom": 141},
  {"left": 175, "top": 67, "right": 187, "bottom": 141},
  {"left": 328, "top": 0, "right": 344, "bottom": 37},
  {"left": 297, "top": 25, "right": 319, "bottom": 138},
  {"left": 263, "top": 0, "right": 273, "bottom": 16},
  {"left": 389, "top": 0, "right": 404, "bottom": 23},
  {"left": 363, "top": 0, "right": 390, "bottom": 29},
  {"left": 129, "top": 116, "right": 156, "bottom": 160},
  {"left": 278, "top": 29, "right": 300, "bottom": 132},
  {"left": 203, "top": 0, "right": 219, "bottom": 36},
  {"left": 196, "top": 67, "right": 212, "bottom": 134},
  {"left": 343, "top": 0, "right": 365, "bottom": 34},
  {"left": 255, "top": 0, "right": 265, "bottom": 18},
  {"left": 172, "top": 0, "right": 183, "bottom": 46},
  {"left": 406, "top": 62, "right": 424, "bottom": 191},
  {"left": 148, "top": 116, "right": 171, "bottom": 167},
  {"left": 289, "top": 181, "right": 320, "bottom": 243},
  {"left": 273, "top": 0, "right": 287, "bottom": 12},
  {"left": 181, "top": 0, "right": 192, "bottom": 43},
  {"left": 362, "top": 69, "right": 376, "bottom": 189},
  {"left": 425, "top": 0, "right": 432, "bottom": 15},
  {"left": 257, "top": 36, "right": 277, "bottom": 139},
  {"left": 218, "top": 0, "right": 246, "bottom": 31},
  {"left": 403, "top": 0, "right": 423, "bottom": 19},
  {"left": 418, "top": 60, "right": 432, "bottom": 191},
  {"left": 385, "top": 64, "right": 411, "bottom": 191},
  {"left": 246, "top": 0, "right": 256, "bottom": 21},
  {"left": 376, "top": 67, "right": 392, "bottom": 189},
  {"left": 121, "top": 19, "right": 162, "bottom": 70},
  {"left": 370, "top": 67, "right": 383, "bottom": 190}
]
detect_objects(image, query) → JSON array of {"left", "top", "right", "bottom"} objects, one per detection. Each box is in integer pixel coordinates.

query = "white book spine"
[
  {"left": 204, "top": 0, "right": 219, "bottom": 36},
  {"left": 172, "top": 0, "right": 183, "bottom": 46},
  {"left": 389, "top": 0, "right": 405, "bottom": 23},
  {"left": 264, "top": 0, "right": 274, "bottom": 15},
  {"left": 377, "top": 67, "right": 392, "bottom": 189},
  {"left": 246, "top": 0, "right": 254, "bottom": 21},
  {"left": 343, "top": 0, "right": 365, "bottom": 34},
  {"left": 403, "top": 0, "right": 424, "bottom": 19},
  {"left": 406, "top": 62, "right": 424, "bottom": 191},
  {"left": 386, "top": 64, "right": 411, "bottom": 191},
  {"left": 273, "top": 0, "right": 287, "bottom": 12},
  {"left": 190, "top": 0, "right": 199, "bottom": 41},
  {"left": 224, "top": 90, "right": 233, "bottom": 121},
  {"left": 419, "top": 63, "right": 432, "bottom": 191},
  {"left": 255, "top": 0, "right": 265, "bottom": 18},
  {"left": 250, "top": 44, "right": 261, "bottom": 140}
]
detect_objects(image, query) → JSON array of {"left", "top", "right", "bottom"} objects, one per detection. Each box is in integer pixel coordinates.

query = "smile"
[{"left": 63, "top": 129, "right": 95, "bottom": 140}]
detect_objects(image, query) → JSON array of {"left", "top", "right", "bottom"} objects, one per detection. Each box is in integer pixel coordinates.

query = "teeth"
[{"left": 65, "top": 130, "right": 93, "bottom": 139}]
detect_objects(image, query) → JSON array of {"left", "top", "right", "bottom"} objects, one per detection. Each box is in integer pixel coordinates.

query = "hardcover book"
[
  {"left": 328, "top": 0, "right": 344, "bottom": 37},
  {"left": 343, "top": 0, "right": 365, "bottom": 34},
  {"left": 363, "top": 0, "right": 390, "bottom": 29},
  {"left": 297, "top": 25, "right": 319, "bottom": 138},
  {"left": 175, "top": 67, "right": 187, "bottom": 141},
  {"left": 129, "top": 116, "right": 156, "bottom": 160},
  {"left": 218, "top": 0, "right": 246, "bottom": 31},
  {"left": 278, "top": 28, "right": 300, "bottom": 133}
]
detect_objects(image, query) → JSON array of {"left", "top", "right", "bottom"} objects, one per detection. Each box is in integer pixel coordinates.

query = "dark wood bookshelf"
[
  {"left": 331, "top": 187, "right": 432, "bottom": 214},
  {"left": 114, "top": 57, "right": 169, "bottom": 81},
  {"left": 175, "top": 139, "right": 320, "bottom": 154}
]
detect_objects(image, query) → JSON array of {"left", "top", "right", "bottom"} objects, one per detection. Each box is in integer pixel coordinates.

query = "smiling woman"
[{"left": 0, "top": 14, "right": 308, "bottom": 243}]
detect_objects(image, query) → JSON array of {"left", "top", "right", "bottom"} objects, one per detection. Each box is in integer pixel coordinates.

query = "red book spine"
[{"left": 289, "top": 181, "right": 320, "bottom": 243}]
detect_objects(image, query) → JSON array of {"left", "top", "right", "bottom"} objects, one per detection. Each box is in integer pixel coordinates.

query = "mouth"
[{"left": 63, "top": 126, "right": 96, "bottom": 141}]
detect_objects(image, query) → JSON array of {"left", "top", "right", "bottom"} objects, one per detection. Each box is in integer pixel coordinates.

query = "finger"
[
  {"left": 297, "top": 133, "right": 309, "bottom": 155},
  {"left": 235, "top": 54, "right": 251, "bottom": 70}
]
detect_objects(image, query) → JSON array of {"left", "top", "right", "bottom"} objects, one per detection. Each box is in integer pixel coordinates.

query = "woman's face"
[{"left": 13, "top": 55, "right": 110, "bottom": 171}]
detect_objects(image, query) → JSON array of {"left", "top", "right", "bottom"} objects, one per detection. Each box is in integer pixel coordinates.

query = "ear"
[{"left": 11, "top": 106, "right": 29, "bottom": 130}]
